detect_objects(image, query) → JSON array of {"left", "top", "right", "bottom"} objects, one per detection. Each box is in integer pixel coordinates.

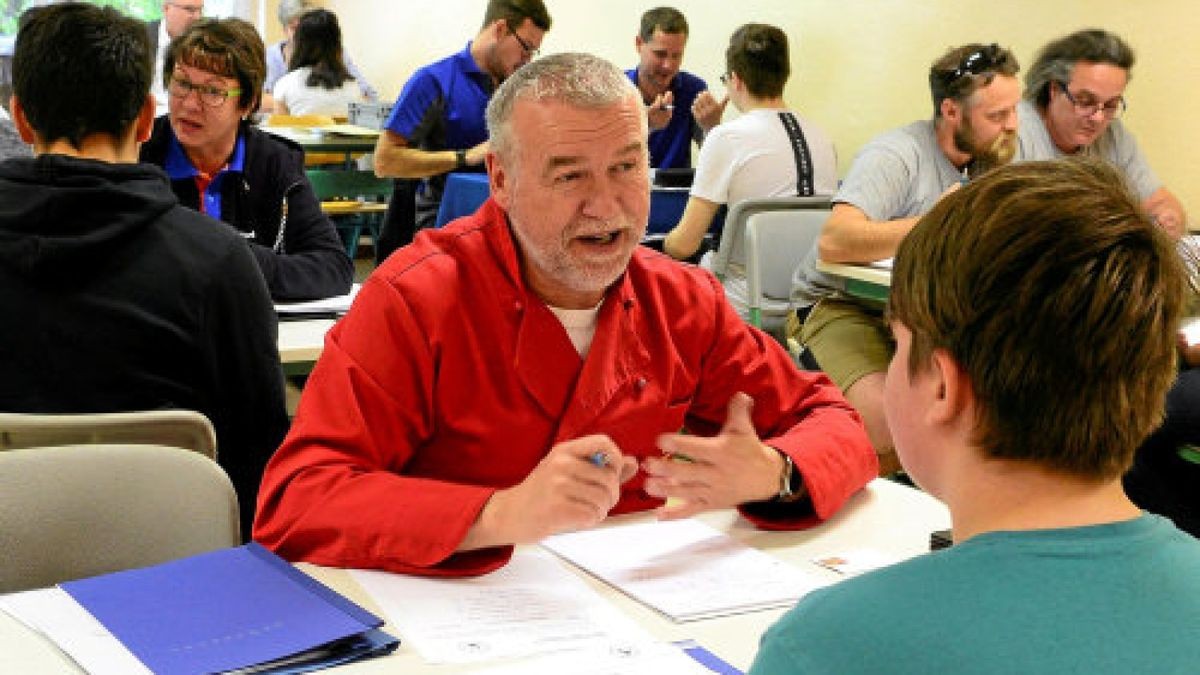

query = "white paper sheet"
[
  {"left": 274, "top": 283, "right": 360, "bottom": 316},
  {"left": 543, "top": 519, "right": 831, "bottom": 622},
  {"left": 470, "top": 641, "right": 718, "bottom": 675},
  {"left": 350, "top": 549, "right": 656, "bottom": 665},
  {"left": 0, "top": 588, "right": 151, "bottom": 675}
]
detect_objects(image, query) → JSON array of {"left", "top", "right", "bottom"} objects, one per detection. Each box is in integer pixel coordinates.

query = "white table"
[
  {"left": 815, "top": 260, "right": 891, "bottom": 304},
  {"left": 277, "top": 317, "right": 335, "bottom": 365},
  {"left": 0, "top": 479, "right": 949, "bottom": 674}
]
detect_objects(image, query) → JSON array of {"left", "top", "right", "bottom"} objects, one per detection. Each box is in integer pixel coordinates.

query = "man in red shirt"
[{"left": 254, "top": 52, "right": 876, "bottom": 576}]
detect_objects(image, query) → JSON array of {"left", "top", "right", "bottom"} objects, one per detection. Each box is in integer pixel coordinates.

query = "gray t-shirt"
[
  {"left": 1015, "top": 99, "right": 1160, "bottom": 200},
  {"left": 0, "top": 117, "right": 31, "bottom": 161},
  {"left": 792, "top": 119, "right": 960, "bottom": 306}
]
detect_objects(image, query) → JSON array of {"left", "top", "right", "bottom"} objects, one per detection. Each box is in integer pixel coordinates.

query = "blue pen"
[{"left": 589, "top": 451, "right": 610, "bottom": 467}]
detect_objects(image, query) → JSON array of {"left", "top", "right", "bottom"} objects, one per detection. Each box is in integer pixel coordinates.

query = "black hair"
[
  {"left": 289, "top": 9, "right": 353, "bottom": 90},
  {"left": 13, "top": 3, "right": 151, "bottom": 148}
]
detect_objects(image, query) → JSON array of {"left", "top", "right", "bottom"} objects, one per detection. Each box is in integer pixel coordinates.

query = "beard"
[{"left": 954, "top": 119, "right": 1017, "bottom": 177}]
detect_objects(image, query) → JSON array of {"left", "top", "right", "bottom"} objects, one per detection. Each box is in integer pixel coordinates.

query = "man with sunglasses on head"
[
  {"left": 1018, "top": 29, "right": 1188, "bottom": 239},
  {"left": 372, "top": 0, "right": 550, "bottom": 260},
  {"left": 789, "top": 43, "right": 1020, "bottom": 476}
]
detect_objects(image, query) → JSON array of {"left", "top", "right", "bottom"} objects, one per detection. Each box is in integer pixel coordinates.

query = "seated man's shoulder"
[{"left": 629, "top": 247, "right": 728, "bottom": 310}]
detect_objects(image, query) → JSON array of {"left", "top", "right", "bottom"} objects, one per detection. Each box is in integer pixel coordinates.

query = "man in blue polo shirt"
[
  {"left": 373, "top": 0, "right": 551, "bottom": 241},
  {"left": 628, "top": 6, "right": 727, "bottom": 169}
]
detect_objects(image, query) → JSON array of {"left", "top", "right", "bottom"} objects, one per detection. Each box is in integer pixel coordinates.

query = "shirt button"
[{"left": 635, "top": 377, "right": 648, "bottom": 390}]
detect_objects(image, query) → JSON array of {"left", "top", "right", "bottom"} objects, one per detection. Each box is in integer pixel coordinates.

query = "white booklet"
[
  {"left": 275, "top": 283, "right": 360, "bottom": 317},
  {"left": 543, "top": 518, "right": 831, "bottom": 623}
]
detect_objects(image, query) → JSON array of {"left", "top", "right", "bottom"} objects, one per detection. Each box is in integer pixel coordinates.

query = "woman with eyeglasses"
[
  {"left": 272, "top": 9, "right": 363, "bottom": 117},
  {"left": 140, "top": 17, "right": 353, "bottom": 302}
]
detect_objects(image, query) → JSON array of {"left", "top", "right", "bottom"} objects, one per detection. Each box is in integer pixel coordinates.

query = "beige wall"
[{"left": 271, "top": 0, "right": 1199, "bottom": 218}]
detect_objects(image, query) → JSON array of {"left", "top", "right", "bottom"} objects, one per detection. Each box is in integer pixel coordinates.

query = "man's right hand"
[
  {"left": 647, "top": 91, "right": 674, "bottom": 131},
  {"left": 459, "top": 435, "right": 637, "bottom": 551}
]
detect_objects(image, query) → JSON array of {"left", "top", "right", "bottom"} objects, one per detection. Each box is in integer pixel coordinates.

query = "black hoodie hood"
[{"left": 0, "top": 154, "right": 177, "bottom": 281}]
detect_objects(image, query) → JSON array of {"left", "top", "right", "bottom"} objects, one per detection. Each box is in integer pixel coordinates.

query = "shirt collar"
[{"left": 164, "top": 126, "right": 246, "bottom": 180}]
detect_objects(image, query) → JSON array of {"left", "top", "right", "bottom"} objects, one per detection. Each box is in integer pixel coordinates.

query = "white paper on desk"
[
  {"left": 870, "top": 257, "right": 894, "bottom": 270},
  {"left": 471, "top": 641, "right": 716, "bottom": 675},
  {"left": 543, "top": 518, "right": 831, "bottom": 623},
  {"left": 274, "top": 283, "right": 360, "bottom": 315},
  {"left": 351, "top": 549, "right": 654, "bottom": 665},
  {"left": 0, "top": 588, "right": 152, "bottom": 675}
]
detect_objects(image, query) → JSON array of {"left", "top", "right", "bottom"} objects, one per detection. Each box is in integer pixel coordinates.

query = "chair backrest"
[
  {"left": 711, "top": 196, "right": 832, "bottom": 281},
  {"left": 744, "top": 201, "right": 833, "bottom": 329},
  {"left": 305, "top": 169, "right": 394, "bottom": 203},
  {"left": 0, "top": 444, "right": 239, "bottom": 592},
  {"left": 0, "top": 409, "right": 217, "bottom": 459},
  {"left": 264, "top": 113, "right": 337, "bottom": 127}
]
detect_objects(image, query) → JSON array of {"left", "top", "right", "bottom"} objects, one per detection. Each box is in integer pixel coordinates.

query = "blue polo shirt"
[
  {"left": 385, "top": 42, "right": 492, "bottom": 226},
  {"left": 164, "top": 129, "right": 246, "bottom": 222},
  {"left": 626, "top": 67, "right": 708, "bottom": 169}
]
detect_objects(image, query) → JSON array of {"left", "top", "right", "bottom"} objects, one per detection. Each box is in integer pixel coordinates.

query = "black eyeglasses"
[
  {"left": 507, "top": 23, "right": 539, "bottom": 58},
  {"left": 168, "top": 76, "right": 241, "bottom": 108},
  {"left": 945, "top": 44, "right": 1005, "bottom": 82},
  {"left": 1056, "top": 81, "right": 1126, "bottom": 119}
]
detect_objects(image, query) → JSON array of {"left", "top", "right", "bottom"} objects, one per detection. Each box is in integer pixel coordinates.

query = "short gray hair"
[
  {"left": 277, "top": 0, "right": 314, "bottom": 27},
  {"left": 1024, "top": 29, "right": 1135, "bottom": 108},
  {"left": 486, "top": 52, "right": 639, "bottom": 161}
]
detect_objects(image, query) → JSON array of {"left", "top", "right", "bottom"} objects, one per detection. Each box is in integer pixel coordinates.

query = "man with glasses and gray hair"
[
  {"left": 147, "top": 1, "right": 204, "bottom": 117},
  {"left": 1017, "top": 28, "right": 1188, "bottom": 238},
  {"left": 255, "top": 52, "right": 876, "bottom": 577},
  {"left": 789, "top": 43, "right": 1020, "bottom": 476},
  {"left": 371, "top": 0, "right": 551, "bottom": 261}
]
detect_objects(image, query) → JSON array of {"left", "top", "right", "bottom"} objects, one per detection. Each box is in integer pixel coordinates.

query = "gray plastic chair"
[
  {"left": 0, "top": 409, "right": 217, "bottom": 460},
  {"left": 0, "top": 444, "right": 239, "bottom": 593},
  {"left": 711, "top": 196, "right": 832, "bottom": 339}
]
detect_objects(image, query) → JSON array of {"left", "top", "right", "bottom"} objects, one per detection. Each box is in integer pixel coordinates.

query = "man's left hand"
[
  {"left": 643, "top": 392, "right": 785, "bottom": 520},
  {"left": 691, "top": 91, "right": 729, "bottom": 133}
]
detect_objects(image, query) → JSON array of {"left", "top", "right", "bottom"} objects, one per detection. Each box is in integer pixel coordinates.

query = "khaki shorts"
[{"left": 788, "top": 297, "right": 893, "bottom": 391}]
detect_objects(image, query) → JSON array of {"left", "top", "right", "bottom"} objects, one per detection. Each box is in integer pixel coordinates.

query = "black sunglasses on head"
[{"left": 945, "top": 44, "right": 1004, "bottom": 82}]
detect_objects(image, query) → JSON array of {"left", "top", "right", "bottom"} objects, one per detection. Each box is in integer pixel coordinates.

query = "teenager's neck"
[{"left": 944, "top": 459, "right": 1141, "bottom": 543}]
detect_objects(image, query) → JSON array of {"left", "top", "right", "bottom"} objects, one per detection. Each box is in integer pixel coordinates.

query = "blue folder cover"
[{"left": 60, "top": 543, "right": 398, "bottom": 675}]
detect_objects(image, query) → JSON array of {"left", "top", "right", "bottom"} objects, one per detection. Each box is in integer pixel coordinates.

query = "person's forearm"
[
  {"left": 374, "top": 144, "right": 459, "bottom": 179},
  {"left": 818, "top": 214, "right": 918, "bottom": 263}
]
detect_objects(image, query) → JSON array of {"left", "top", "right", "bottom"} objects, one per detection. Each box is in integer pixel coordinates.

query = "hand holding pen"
[
  {"left": 647, "top": 91, "right": 675, "bottom": 131},
  {"left": 459, "top": 435, "right": 638, "bottom": 550}
]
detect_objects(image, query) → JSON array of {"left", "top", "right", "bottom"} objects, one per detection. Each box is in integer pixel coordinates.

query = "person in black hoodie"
[
  {"left": 140, "top": 17, "right": 353, "bottom": 302},
  {"left": 1, "top": 3, "right": 289, "bottom": 539}
]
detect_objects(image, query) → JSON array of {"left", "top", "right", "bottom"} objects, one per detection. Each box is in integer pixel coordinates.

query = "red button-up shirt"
[{"left": 254, "top": 199, "right": 876, "bottom": 576}]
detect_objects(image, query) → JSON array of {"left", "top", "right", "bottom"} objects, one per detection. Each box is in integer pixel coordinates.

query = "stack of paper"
[
  {"left": 543, "top": 519, "right": 831, "bottom": 622},
  {"left": 275, "top": 283, "right": 360, "bottom": 320}
]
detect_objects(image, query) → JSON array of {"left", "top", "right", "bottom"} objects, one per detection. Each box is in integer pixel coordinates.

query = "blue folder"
[{"left": 60, "top": 543, "right": 398, "bottom": 675}]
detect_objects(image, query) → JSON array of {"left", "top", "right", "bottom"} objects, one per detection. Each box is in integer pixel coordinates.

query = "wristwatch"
[
  {"left": 454, "top": 148, "right": 468, "bottom": 170},
  {"left": 776, "top": 452, "right": 806, "bottom": 503}
]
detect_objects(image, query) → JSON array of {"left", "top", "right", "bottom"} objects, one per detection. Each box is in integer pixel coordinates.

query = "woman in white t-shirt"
[
  {"left": 272, "top": 9, "right": 362, "bottom": 117},
  {"left": 662, "top": 24, "right": 837, "bottom": 318}
]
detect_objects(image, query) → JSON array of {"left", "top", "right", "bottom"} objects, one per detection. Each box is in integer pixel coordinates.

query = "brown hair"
[
  {"left": 928, "top": 43, "right": 1019, "bottom": 117},
  {"left": 482, "top": 0, "right": 552, "bottom": 32},
  {"left": 165, "top": 17, "right": 265, "bottom": 112},
  {"left": 638, "top": 6, "right": 687, "bottom": 41},
  {"left": 888, "top": 158, "right": 1186, "bottom": 478},
  {"left": 726, "top": 23, "right": 789, "bottom": 99}
]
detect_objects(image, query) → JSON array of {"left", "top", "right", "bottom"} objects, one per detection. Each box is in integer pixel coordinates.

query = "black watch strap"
[{"left": 455, "top": 148, "right": 468, "bottom": 170}]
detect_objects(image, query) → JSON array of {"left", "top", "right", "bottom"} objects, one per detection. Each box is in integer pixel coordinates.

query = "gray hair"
[
  {"left": 1024, "top": 29, "right": 1135, "bottom": 108},
  {"left": 277, "top": 0, "right": 314, "bottom": 27},
  {"left": 486, "top": 52, "right": 639, "bottom": 161}
]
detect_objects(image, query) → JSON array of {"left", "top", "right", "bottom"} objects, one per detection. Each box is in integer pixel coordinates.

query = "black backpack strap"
[{"left": 779, "top": 111, "right": 814, "bottom": 197}]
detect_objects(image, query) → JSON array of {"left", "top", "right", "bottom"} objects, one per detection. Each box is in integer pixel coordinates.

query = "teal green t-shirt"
[{"left": 750, "top": 514, "right": 1200, "bottom": 674}]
